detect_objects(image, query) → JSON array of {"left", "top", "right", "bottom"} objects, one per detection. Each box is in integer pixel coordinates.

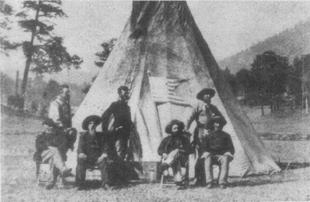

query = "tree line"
[
  {"left": 223, "top": 51, "right": 310, "bottom": 111},
  {"left": 2, "top": 1, "right": 308, "bottom": 113}
]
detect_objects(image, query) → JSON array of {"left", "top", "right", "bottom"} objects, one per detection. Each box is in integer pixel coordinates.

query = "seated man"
[
  {"left": 76, "top": 115, "right": 112, "bottom": 190},
  {"left": 200, "top": 117, "right": 235, "bottom": 189},
  {"left": 33, "top": 119, "right": 72, "bottom": 190},
  {"left": 157, "top": 119, "right": 192, "bottom": 188}
]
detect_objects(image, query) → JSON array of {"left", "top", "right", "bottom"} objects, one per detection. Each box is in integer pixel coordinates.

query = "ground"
[{"left": 1, "top": 106, "right": 310, "bottom": 201}]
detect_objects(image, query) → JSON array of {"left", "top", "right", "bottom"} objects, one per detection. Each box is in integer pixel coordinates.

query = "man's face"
[
  {"left": 43, "top": 124, "right": 54, "bottom": 133},
  {"left": 88, "top": 121, "right": 97, "bottom": 132},
  {"left": 119, "top": 90, "right": 129, "bottom": 102},
  {"left": 171, "top": 124, "right": 180, "bottom": 135},
  {"left": 202, "top": 93, "right": 211, "bottom": 104},
  {"left": 213, "top": 122, "right": 220, "bottom": 132},
  {"left": 60, "top": 87, "right": 70, "bottom": 100}
]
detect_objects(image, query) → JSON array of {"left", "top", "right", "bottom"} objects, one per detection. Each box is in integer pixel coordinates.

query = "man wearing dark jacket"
[
  {"left": 34, "top": 119, "right": 72, "bottom": 190},
  {"left": 200, "top": 117, "right": 235, "bottom": 189},
  {"left": 101, "top": 86, "right": 132, "bottom": 184},
  {"left": 158, "top": 120, "right": 192, "bottom": 187},
  {"left": 76, "top": 115, "right": 112, "bottom": 190}
]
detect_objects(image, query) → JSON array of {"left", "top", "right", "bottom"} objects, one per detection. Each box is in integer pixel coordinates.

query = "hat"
[
  {"left": 196, "top": 88, "right": 216, "bottom": 100},
  {"left": 165, "top": 119, "right": 185, "bottom": 134},
  {"left": 59, "top": 84, "right": 69, "bottom": 90},
  {"left": 82, "top": 115, "right": 101, "bottom": 130},
  {"left": 42, "top": 119, "right": 55, "bottom": 127},
  {"left": 118, "top": 86, "right": 129, "bottom": 94},
  {"left": 206, "top": 116, "right": 222, "bottom": 130}
]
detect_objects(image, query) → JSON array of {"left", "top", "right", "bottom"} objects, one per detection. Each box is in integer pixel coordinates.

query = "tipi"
[{"left": 70, "top": 1, "right": 281, "bottom": 176}]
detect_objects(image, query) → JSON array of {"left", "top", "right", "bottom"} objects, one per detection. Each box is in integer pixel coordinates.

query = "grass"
[
  {"left": 1, "top": 107, "right": 310, "bottom": 201},
  {"left": 1, "top": 149, "right": 310, "bottom": 201},
  {"left": 243, "top": 106, "right": 310, "bottom": 135}
]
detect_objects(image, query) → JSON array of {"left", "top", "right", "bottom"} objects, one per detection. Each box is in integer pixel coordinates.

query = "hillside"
[{"left": 218, "top": 19, "right": 310, "bottom": 74}]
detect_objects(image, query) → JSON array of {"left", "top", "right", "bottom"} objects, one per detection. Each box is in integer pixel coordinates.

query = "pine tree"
[
  {"left": 17, "top": 0, "right": 83, "bottom": 110},
  {"left": 0, "top": 1, "right": 20, "bottom": 54},
  {"left": 94, "top": 38, "right": 116, "bottom": 67}
]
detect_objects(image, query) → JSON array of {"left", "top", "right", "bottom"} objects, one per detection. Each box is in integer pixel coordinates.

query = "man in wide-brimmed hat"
[
  {"left": 34, "top": 119, "right": 72, "bottom": 190},
  {"left": 76, "top": 115, "right": 112, "bottom": 190},
  {"left": 158, "top": 119, "right": 192, "bottom": 189},
  {"left": 200, "top": 117, "right": 235, "bottom": 189},
  {"left": 185, "top": 88, "right": 227, "bottom": 186}
]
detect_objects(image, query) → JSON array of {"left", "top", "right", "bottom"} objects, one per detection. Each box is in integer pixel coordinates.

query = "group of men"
[
  {"left": 34, "top": 84, "right": 234, "bottom": 191},
  {"left": 34, "top": 85, "right": 132, "bottom": 190},
  {"left": 157, "top": 88, "right": 234, "bottom": 189}
]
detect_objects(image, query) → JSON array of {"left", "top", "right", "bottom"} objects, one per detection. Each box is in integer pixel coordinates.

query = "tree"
[
  {"left": 291, "top": 56, "right": 303, "bottom": 105},
  {"left": 236, "top": 68, "right": 254, "bottom": 93},
  {"left": 94, "top": 38, "right": 116, "bottom": 67},
  {"left": 251, "top": 51, "right": 291, "bottom": 95},
  {"left": 235, "top": 68, "right": 258, "bottom": 105},
  {"left": 82, "top": 75, "right": 97, "bottom": 94},
  {"left": 82, "top": 38, "right": 117, "bottom": 94},
  {"left": 0, "top": 1, "right": 20, "bottom": 55},
  {"left": 17, "top": 0, "right": 83, "bottom": 110},
  {"left": 222, "top": 67, "right": 237, "bottom": 96}
]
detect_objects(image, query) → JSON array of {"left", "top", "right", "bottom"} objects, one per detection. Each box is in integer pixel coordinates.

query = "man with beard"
[
  {"left": 101, "top": 86, "right": 132, "bottom": 186},
  {"left": 34, "top": 119, "right": 72, "bottom": 189},
  {"left": 158, "top": 119, "right": 192, "bottom": 189},
  {"left": 48, "top": 85, "right": 77, "bottom": 155},
  {"left": 76, "top": 115, "right": 112, "bottom": 190}
]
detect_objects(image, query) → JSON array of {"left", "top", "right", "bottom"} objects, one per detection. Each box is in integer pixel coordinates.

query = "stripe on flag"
[{"left": 149, "top": 77, "right": 189, "bottom": 106}]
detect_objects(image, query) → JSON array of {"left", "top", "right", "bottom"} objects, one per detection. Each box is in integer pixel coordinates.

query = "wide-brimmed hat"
[
  {"left": 82, "top": 115, "right": 101, "bottom": 130},
  {"left": 196, "top": 88, "right": 216, "bottom": 100},
  {"left": 42, "top": 118, "right": 55, "bottom": 127},
  {"left": 165, "top": 119, "right": 185, "bottom": 134}
]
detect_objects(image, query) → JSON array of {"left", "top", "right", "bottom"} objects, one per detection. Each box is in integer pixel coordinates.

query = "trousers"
[
  {"left": 203, "top": 153, "right": 230, "bottom": 185},
  {"left": 76, "top": 156, "right": 110, "bottom": 185},
  {"left": 162, "top": 149, "right": 187, "bottom": 182},
  {"left": 41, "top": 147, "right": 67, "bottom": 185}
]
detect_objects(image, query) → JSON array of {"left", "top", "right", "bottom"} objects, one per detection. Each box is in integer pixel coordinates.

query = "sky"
[{"left": 1, "top": 0, "right": 310, "bottom": 85}]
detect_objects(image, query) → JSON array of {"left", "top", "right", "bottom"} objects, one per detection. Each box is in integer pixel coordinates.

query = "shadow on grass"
[
  {"left": 277, "top": 162, "right": 310, "bottom": 170},
  {"left": 64, "top": 179, "right": 143, "bottom": 191},
  {"left": 229, "top": 178, "right": 297, "bottom": 188},
  {"left": 229, "top": 163, "right": 310, "bottom": 188}
]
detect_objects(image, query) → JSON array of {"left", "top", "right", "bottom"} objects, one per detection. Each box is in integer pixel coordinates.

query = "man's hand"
[
  {"left": 203, "top": 129, "right": 209, "bottom": 136},
  {"left": 97, "top": 153, "right": 108, "bottom": 163},
  {"left": 115, "top": 126, "right": 123, "bottom": 131},
  {"left": 218, "top": 153, "right": 233, "bottom": 162},
  {"left": 200, "top": 152, "right": 210, "bottom": 159},
  {"left": 78, "top": 153, "right": 87, "bottom": 160},
  {"left": 162, "top": 153, "right": 168, "bottom": 160},
  {"left": 223, "top": 152, "right": 234, "bottom": 162}
]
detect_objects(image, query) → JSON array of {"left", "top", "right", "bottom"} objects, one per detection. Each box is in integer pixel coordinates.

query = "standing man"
[
  {"left": 76, "top": 115, "right": 112, "bottom": 190},
  {"left": 101, "top": 86, "right": 132, "bottom": 185},
  {"left": 201, "top": 117, "right": 235, "bottom": 189},
  {"left": 185, "top": 88, "right": 227, "bottom": 186},
  {"left": 48, "top": 84, "right": 77, "bottom": 154},
  {"left": 34, "top": 119, "right": 72, "bottom": 190}
]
